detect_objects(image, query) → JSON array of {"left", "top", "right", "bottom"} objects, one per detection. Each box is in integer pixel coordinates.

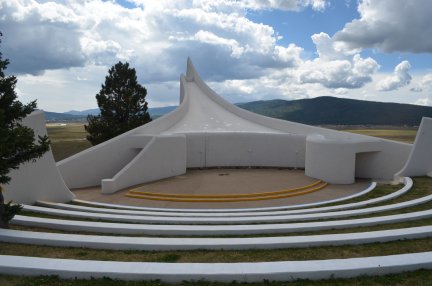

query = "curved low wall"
[
  {"left": 2, "top": 111, "right": 75, "bottom": 204},
  {"left": 305, "top": 134, "right": 411, "bottom": 184},
  {"left": 396, "top": 117, "right": 432, "bottom": 179}
]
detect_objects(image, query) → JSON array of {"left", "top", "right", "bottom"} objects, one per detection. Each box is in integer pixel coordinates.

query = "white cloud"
[
  {"left": 415, "top": 97, "right": 432, "bottom": 106},
  {"left": 273, "top": 44, "right": 303, "bottom": 65},
  {"left": 0, "top": 0, "right": 86, "bottom": 75},
  {"left": 193, "top": 30, "right": 244, "bottom": 58},
  {"left": 377, "top": 61, "right": 412, "bottom": 91},
  {"left": 421, "top": 74, "right": 432, "bottom": 89},
  {"left": 334, "top": 0, "right": 432, "bottom": 53},
  {"left": 1, "top": 0, "right": 304, "bottom": 82},
  {"left": 239, "top": 0, "right": 328, "bottom": 12},
  {"left": 3, "top": 0, "right": 426, "bottom": 112},
  {"left": 311, "top": 32, "right": 358, "bottom": 60},
  {"left": 296, "top": 33, "right": 379, "bottom": 89},
  {"left": 410, "top": 87, "right": 423, "bottom": 93},
  {"left": 187, "top": 0, "right": 328, "bottom": 12}
]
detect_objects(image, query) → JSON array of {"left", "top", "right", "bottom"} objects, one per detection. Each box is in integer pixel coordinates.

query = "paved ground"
[{"left": 72, "top": 168, "right": 370, "bottom": 209}]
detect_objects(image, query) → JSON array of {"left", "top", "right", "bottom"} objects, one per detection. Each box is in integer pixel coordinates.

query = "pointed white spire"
[{"left": 186, "top": 57, "right": 196, "bottom": 82}]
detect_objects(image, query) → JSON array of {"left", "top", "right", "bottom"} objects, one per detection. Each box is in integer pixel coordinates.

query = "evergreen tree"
[
  {"left": 85, "top": 61, "right": 151, "bottom": 145},
  {"left": 0, "top": 32, "right": 50, "bottom": 227}
]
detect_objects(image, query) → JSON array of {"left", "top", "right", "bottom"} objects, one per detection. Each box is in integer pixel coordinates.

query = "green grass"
[
  {"left": 0, "top": 237, "right": 432, "bottom": 262},
  {"left": 46, "top": 123, "right": 91, "bottom": 161},
  {"left": 340, "top": 129, "right": 417, "bottom": 143},
  {"left": 1, "top": 270, "right": 432, "bottom": 286}
]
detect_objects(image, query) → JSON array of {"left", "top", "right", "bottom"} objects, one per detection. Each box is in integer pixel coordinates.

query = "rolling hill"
[
  {"left": 44, "top": 97, "right": 432, "bottom": 126},
  {"left": 236, "top": 96, "right": 432, "bottom": 126}
]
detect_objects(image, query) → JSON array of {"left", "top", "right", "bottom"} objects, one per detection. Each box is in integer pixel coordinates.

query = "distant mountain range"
[
  {"left": 44, "top": 106, "right": 178, "bottom": 122},
  {"left": 237, "top": 96, "right": 432, "bottom": 126},
  {"left": 44, "top": 96, "right": 432, "bottom": 126}
]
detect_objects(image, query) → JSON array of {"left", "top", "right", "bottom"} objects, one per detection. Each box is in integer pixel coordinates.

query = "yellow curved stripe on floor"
[
  {"left": 125, "top": 182, "right": 328, "bottom": 203},
  {"left": 128, "top": 180, "right": 323, "bottom": 199}
]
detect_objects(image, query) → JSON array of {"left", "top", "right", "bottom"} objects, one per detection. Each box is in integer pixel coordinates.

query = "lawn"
[
  {"left": 46, "top": 123, "right": 91, "bottom": 161},
  {"left": 341, "top": 128, "right": 417, "bottom": 143}
]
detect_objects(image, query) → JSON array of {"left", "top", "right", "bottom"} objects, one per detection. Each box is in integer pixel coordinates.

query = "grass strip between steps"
[
  {"left": 0, "top": 237, "right": 432, "bottom": 263},
  {"left": 1, "top": 269, "right": 432, "bottom": 286}
]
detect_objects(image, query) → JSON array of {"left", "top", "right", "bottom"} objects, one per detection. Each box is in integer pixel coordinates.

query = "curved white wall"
[
  {"left": 305, "top": 134, "right": 411, "bottom": 184},
  {"left": 2, "top": 111, "right": 75, "bottom": 204},
  {"left": 395, "top": 117, "right": 432, "bottom": 179}
]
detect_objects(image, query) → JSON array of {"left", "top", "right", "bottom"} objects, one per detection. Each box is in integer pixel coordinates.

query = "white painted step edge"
[
  {"left": 0, "top": 252, "right": 432, "bottom": 283},
  {"left": 23, "top": 183, "right": 429, "bottom": 224},
  {"left": 1, "top": 226, "right": 431, "bottom": 251},
  {"left": 11, "top": 209, "right": 432, "bottom": 235}
]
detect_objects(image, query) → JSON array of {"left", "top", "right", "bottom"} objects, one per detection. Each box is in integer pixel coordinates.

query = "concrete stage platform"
[{"left": 72, "top": 168, "right": 370, "bottom": 209}]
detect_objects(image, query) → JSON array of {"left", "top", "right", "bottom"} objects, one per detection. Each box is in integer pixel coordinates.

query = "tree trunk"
[
  {"left": 0, "top": 216, "right": 8, "bottom": 229},
  {"left": 0, "top": 205, "right": 8, "bottom": 229},
  {"left": 0, "top": 188, "right": 7, "bottom": 228}
]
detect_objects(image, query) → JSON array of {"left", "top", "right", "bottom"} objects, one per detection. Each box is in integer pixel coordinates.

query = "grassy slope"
[{"left": 46, "top": 123, "right": 92, "bottom": 161}]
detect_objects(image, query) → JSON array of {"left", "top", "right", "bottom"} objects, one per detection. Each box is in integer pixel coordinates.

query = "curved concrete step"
[
  {"left": 1, "top": 252, "right": 431, "bottom": 283},
  {"left": 23, "top": 183, "right": 428, "bottom": 225},
  {"left": 1, "top": 226, "right": 431, "bottom": 251},
  {"left": 11, "top": 209, "right": 432, "bottom": 236}
]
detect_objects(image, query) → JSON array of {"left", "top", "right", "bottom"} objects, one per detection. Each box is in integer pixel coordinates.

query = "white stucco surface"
[
  {"left": 1, "top": 252, "right": 432, "bottom": 282},
  {"left": 162, "top": 82, "right": 282, "bottom": 134},
  {"left": 396, "top": 117, "right": 432, "bottom": 179},
  {"left": 101, "top": 135, "right": 186, "bottom": 194},
  {"left": 2, "top": 111, "right": 75, "bottom": 204},
  {"left": 11, "top": 209, "right": 432, "bottom": 236},
  {"left": 1, "top": 225, "right": 431, "bottom": 250}
]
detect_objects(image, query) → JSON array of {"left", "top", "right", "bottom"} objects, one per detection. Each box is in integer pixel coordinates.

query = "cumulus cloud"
[
  {"left": 169, "top": 0, "right": 328, "bottom": 12},
  {"left": 0, "top": 0, "right": 86, "bottom": 75},
  {"left": 1, "top": 0, "right": 305, "bottom": 81},
  {"left": 334, "top": 0, "right": 432, "bottom": 53},
  {"left": 237, "top": 0, "right": 328, "bottom": 11},
  {"left": 415, "top": 97, "right": 432, "bottom": 106},
  {"left": 377, "top": 61, "right": 412, "bottom": 91},
  {"left": 421, "top": 74, "right": 432, "bottom": 89},
  {"left": 296, "top": 33, "right": 379, "bottom": 89}
]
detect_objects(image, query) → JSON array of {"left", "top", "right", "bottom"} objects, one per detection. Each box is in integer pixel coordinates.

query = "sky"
[{"left": 1, "top": 0, "right": 432, "bottom": 112}]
